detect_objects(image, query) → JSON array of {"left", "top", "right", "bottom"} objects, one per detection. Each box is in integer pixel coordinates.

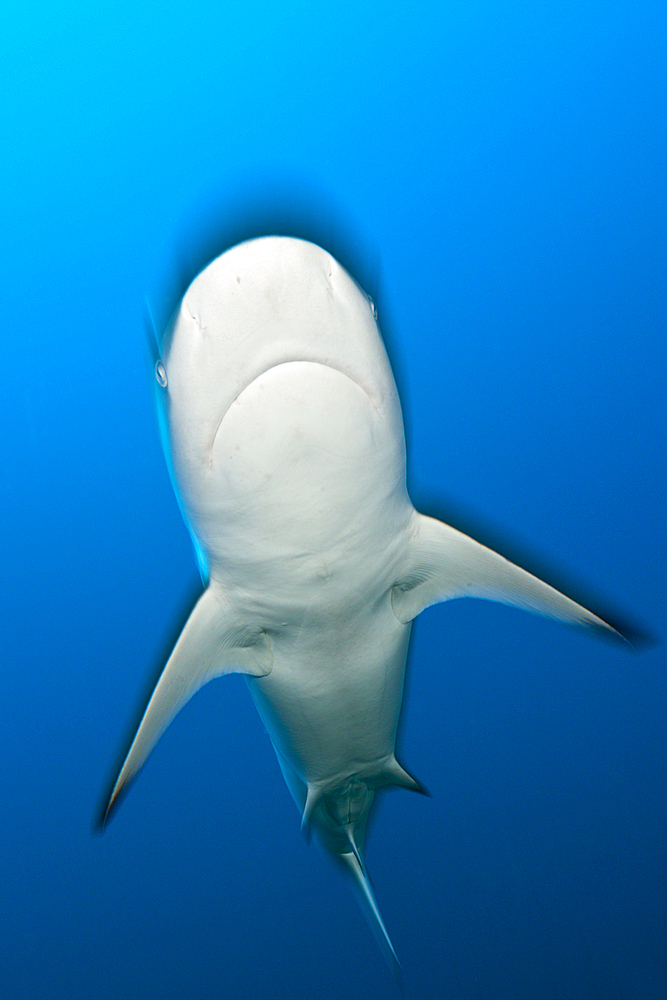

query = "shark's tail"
[{"left": 338, "top": 850, "right": 403, "bottom": 989}]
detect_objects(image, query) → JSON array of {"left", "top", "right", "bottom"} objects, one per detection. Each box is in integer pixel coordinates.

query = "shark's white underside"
[{"left": 103, "top": 236, "right": 619, "bottom": 973}]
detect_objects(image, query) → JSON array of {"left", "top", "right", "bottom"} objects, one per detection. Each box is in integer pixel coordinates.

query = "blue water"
[{"left": 1, "top": 2, "right": 665, "bottom": 997}]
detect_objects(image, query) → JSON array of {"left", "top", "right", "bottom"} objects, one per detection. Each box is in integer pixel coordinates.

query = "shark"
[{"left": 101, "top": 235, "right": 622, "bottom": 974}]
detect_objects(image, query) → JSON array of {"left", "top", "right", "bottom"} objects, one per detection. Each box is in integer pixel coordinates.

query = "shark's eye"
[{"left": 155, "top": 360, "right": 168, "bottom": 387}]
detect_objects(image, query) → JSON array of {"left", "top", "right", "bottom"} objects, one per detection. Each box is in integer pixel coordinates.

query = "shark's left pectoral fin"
[
  {"left": 101, "top": 585, "right": 272, "bottom": 825},
  {"left": 392, "top": 512, "right": 624, "bottom": 640}
]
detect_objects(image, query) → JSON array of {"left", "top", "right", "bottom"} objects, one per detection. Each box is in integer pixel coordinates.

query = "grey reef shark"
[{"left": 100, "top": 235, "right": 632, "bottom": 979}]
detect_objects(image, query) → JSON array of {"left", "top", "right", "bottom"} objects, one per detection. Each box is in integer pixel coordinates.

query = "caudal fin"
[{"left": 339, "top": 851, "right": 403, "bottom": 989}]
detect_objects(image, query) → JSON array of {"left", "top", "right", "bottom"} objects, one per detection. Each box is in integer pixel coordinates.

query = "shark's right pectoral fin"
[
  {"left": 101, "top": 585, "right": 272, "bottom": 826},
  {"left": 392, "top": 512, "right": 624, "bottom": 641}
]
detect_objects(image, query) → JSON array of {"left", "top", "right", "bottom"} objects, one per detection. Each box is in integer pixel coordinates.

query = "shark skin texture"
[{"left": 101, "top": 236, "right": 622, "bottom": 976}]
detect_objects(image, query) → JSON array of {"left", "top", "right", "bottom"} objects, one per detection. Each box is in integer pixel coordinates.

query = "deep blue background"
[{"left": 1, "top": 2, "right": 665, "bottom": 997}]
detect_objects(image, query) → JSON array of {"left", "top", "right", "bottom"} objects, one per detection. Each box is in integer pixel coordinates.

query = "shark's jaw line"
[
  {"left": 210, "top": 359, "right": 380, "bottom": 472},
  {"left": 102, "top": 235, "right": 622, "bottom": 979}
]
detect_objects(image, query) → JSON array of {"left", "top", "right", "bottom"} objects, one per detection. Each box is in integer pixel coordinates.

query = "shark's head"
[
  {"left": 155, "top": 236, "right": 385, "bottom": 441},
  {"left": 150, "top": 236, "right": 404, "bottom": 582}
]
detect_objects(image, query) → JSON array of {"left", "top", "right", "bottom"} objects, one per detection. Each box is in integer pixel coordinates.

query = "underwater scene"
[{"left": 1, "top": 2, "right": 665, "bottom": 998}]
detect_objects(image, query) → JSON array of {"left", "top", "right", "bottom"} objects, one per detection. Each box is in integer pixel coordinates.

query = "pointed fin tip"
[
  {"left": 581, "top": 612, "right": 658, "bottom": 652},
  {"left": 93, "top": 773, "right": 134, "bottom": 835},
  {"left": 301, "top": 784, "right": 322, "bottom": 840}
]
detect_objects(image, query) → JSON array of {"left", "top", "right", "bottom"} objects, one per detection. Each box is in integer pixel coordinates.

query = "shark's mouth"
[
  {"left": 209, "top": 360, "right": 385, "bottom": 506},
  {"left": 210, "top": 358, "right": 379, "bottom": 466}
]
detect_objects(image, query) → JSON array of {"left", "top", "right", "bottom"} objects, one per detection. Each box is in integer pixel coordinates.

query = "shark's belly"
[
  {"left": 176, "top": 360, "right": 409, "bottom": 582},
  {"left": 246, "top": 612, "right": 412, "bottom": 787},
  {"left": 188, "top": 359, "right": 413, "bottom": 784}
]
